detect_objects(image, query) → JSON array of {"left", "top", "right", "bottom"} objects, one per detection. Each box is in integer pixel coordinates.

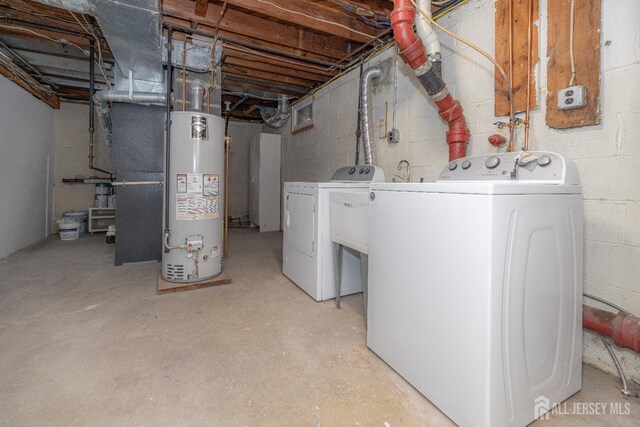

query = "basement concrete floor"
[{"left": 0, "top": 229, "right": 639, "bottom": 426}]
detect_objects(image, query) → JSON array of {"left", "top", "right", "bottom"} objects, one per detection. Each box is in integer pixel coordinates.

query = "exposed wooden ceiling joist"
[
  {"left": 0, "top": 57, "right": 59, "bottom": 108},
  {"left": 223, "top": 45, "right": 337, "bottom": 77},
  {"left": 222, "top": 65, "right": 314, "bottom": 89},
  {"left": 219, "top": 0, "right": 379, "bottom": 43},
  {"left": 223, "top": 78, "right": 302, "bottom": 97},
  {"left": 0, "top": 0, "right": 461, "bottom": 118},
  {"left": 223, "top": 54, "right": 330, "bottom": 83},
  {"left": 164, "top": 0, "right": 351, "bottom": 61},
  {"left": 194, "top": 0, "right": 210, "bottom": 17}
]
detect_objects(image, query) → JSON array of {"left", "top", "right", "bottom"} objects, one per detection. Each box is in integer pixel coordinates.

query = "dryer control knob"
[
  {"left": 348, "top": 167, "right": 356, "bottom": 174},
  {"left": 537, "top": 154, "right": 552, "bottom": 167},
  {"left": 485, "top": 156, "right": 500, "bottom": 169},
  {"left": 462, "top": 160, "right": 471, "bottom": 169},
  {"left": 448, "top": 162, "right": 458, "bottom": 171}
]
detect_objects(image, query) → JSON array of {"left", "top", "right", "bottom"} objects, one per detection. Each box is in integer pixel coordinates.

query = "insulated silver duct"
[
  {"left": 31, "top": 0, "right": 87, "bottom": 13},
  {"left": 91, "top": 0, "right": 163, "bottom": 85},
  {"left": 93, "top": 90, "right": 168, "bottom": 147},
  {"left": 260, "top": 94, "right": 291, "bottom": 129},
  {"left": 360, "top": 66, "right": 382, "bottom": 165}
]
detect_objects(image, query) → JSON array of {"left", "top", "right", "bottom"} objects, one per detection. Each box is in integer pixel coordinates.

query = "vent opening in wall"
[{"left": 165, "top": 264, "right": 185, "bottom": 281}]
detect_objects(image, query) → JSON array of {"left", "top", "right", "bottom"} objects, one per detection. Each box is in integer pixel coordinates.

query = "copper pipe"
[
  {"left": 208, "top": 53, "right": 215, "bottom": 115},
  {"left": 224, "top": 136, "right": 230, "bottom": 257},
  {"left": 507, "top": 0, "right": 515, "bottom": 152},
  {"left": 524, "top": 0, "right": 534, "bottom": 151}
]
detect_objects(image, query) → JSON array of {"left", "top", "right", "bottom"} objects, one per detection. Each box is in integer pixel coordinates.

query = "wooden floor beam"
[{"left": 0, "top": 60, "right": 59, "bottom": 108}]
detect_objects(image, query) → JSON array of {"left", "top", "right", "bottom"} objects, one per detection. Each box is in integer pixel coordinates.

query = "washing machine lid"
[
  {"left": 284, "top": 181, "right": 372, "bottom": 189},
  {"left": 370, "top": 182, "right": 582, "bottom": 195}
]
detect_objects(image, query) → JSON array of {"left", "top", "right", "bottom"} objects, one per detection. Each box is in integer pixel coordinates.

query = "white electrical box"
[{"left": 557, "top": 85, "right": 587, "bottom": 110}]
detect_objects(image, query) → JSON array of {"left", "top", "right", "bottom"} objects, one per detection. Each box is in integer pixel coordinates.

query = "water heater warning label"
[
  {"left": 175, "top": 172, "right": 219, "bottom": 220},
  {"left": 186, "top": 174, "right": 203, "bottom": 195},
  {"left": 176, "top": 195, "right": 218, "bottom": 220},
  {"left": 203, "top": 174, "right": 219, "bottom": 196}
]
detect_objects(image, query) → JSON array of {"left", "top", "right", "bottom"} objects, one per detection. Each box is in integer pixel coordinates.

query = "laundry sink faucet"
[{"left": 398, "top": 160, "right": 410, "bottom": 182}]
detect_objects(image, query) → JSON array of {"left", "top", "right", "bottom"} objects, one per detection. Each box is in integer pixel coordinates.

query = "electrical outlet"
[
  {"left": 557, "top": 85, "right": 587, "bottom": 110},
  {"left": 388, "top": 128, "right": 400, "bottom": 144}
]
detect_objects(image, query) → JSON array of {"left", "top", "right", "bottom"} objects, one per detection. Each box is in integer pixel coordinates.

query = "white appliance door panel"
[
  {"left": 286, "top": 192, "right": 315, "bottom": 256},
  {"left": 282, "top": 190, "right": 319, "bottom": 300},
  {"left": 492, "top": 194, "right": 582, "bottom": 426},
  {"left": 368, "top": 190, "right": 493, "bottom": 427}
]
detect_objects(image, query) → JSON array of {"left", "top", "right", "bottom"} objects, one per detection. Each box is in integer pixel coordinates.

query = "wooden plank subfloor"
[{"left": 157, "top": 271, "right": 232, "bottom": 294}]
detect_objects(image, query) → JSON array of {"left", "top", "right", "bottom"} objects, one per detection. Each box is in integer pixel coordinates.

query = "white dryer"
[
  {"left": 283, "top": 165, "right": 384, "bottom": 301},
  {"left": 367, "top": 152, "right": 583, "bottom": 427}
]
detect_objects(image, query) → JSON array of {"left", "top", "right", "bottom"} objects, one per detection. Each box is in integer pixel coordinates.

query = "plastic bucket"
[
  {"left": 94, "top": 194, "right": 108, "bottom": 208},
  {"left": 58, "top": 219, "right": 80, "bottom": 240},
  {"left": 63, "top": 210, "right": 88, "bottom": 234}
]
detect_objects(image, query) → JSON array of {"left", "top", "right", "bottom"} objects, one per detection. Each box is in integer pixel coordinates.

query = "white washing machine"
[
  {"left": 367, "top": 152, "right": 583, "bottom": 427},
  {"left": 283, "top": 165, "right": 384, "bottom": 301}
]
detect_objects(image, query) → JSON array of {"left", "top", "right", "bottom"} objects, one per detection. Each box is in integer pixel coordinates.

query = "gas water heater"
[{"left": 162, "top": 80, "right": 225, "bottom": 282}]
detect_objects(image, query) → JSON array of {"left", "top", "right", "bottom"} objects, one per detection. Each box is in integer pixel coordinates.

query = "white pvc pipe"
[
  {"left": 415, "top": 0, "right": 441, "bottom": 58},
  {"left": 110, "top": 181, "right": 163, "bottom": 186}
]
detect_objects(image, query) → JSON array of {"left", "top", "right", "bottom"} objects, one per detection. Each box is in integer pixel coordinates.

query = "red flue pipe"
[
  {"left": 583, "top": 305, "right": 640, "bottom": 354},
  {"left": 435, "top": 95, "right": 470, "bottom": 161},
  {"left": 390, "top": 0, "right": 427, "bottom": 69},
  {"left": 390, "top": 0, "right": 470, "bottom": 161}
]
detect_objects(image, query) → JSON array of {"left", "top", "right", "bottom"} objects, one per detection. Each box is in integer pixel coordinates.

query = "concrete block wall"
[
  {"left": 0, "top": 75, "right": 55, "bottom": 259},
  {"left": 280, "top": 0, "right": 640, "bottom": 380}
]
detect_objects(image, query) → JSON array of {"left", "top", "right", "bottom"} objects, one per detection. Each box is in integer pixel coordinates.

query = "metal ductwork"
[
  {"left": 360, "top": 66, "right": 382, "bottom": 165},
  {"left": 260, "top": 95, "right": 291, "bottom": 129},
  {"left": 31, "top": 0, "right": 87, "bottom": 13},
  {"left": 93, "top": 0, "right": 163, "bottom": 86},
  {"left": 32, "top": 0, "right": 164, "bottom": 87},
  {"left": 93, "top": 90, "right": 168, "bottom": 148},
  {"left": 189, "top": 79, "right": 206, "bottom": 112}
]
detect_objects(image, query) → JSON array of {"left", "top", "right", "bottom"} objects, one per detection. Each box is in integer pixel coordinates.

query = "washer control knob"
[
  {"left": 537, "top": 154, "right": 552, "bottom": 167},
  {"left": 485, "top": 156, "right": 500, "bottom": 169},
  {"left": 348, "top": 167, "right": 356, "bottom": 174},
  {"left": 461, "top": 160, "right": 471, "bottom": 170},
  {"left": 359, "top": 168, "right": 364, "bottom": 174},
  {"left": 365, "top": 168, "right": 371, "bottom": 174},
  {"left": 448, "top": 162, "right": 458, "bottom": 171}
]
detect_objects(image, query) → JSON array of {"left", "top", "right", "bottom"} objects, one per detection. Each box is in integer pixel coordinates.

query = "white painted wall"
[
  {"left": 227, "top": 121, "right": 262, "bottom": 219},
  {"left": 280, "top": 0, "right": 640, "bottom": 380},
  {"left": 52, "top": 103, "right": 110, "bottom": 231},
  {"left": 0, "top": 75, "right": 55, "bottom": 259}
]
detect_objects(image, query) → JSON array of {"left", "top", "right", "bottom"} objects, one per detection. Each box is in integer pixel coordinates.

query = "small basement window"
[{"left": 291, "top": 97, "right": 314, "bottom": 134}]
